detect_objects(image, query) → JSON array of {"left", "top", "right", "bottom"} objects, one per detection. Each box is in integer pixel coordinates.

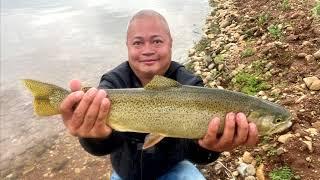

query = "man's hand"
[
  {"left": 199, "top": 112, "right": 258, "bottom": 152},
  {"left": 59, "top": 79, "right": 112, "bottom": 138}
]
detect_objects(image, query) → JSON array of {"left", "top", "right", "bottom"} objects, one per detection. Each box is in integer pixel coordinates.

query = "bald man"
[{"left": 60, "top": 10, "right": 258, "bottom": 180}]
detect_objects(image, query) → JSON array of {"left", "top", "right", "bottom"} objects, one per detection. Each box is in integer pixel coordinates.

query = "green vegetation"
[
  {"left": 268, "top": 24, "right": 283, "bottom": 39},
  {"left": 255, "top": 155, "right": 263, "bottom": 165},
  {"left": 233, "top": 72, "right": 269, "bottom": 95},
  {"left": 194, "top": 38, "right": 210, "bottom": 52},
  {"left": 257, "top": 13, "right": 270, "bottom": 26},
  {"left": 313, "top": 1, "right": 320, "bottom": 16},
  {"left": 269, "top": 166, "right": 294, "bottom": 180},
  {"left": 267, "top": 147, "right": 277, "bottom": 156},
  {"left": 213, "top": 54, "right": 225, "bottom": 64},
  {"left": 281, "top": 0, "right": 291, "bottom": 10},
  {"left": 241, "top": 48, "right": 255, "bottom": 58},
  {"left": 261, "top": 136, "right": 272, "bottom": 144}
]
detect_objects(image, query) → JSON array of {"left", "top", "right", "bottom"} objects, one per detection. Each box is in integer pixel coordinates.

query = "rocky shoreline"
[{"left": 190, "top": 0, "right": 320, "bottom": 179}]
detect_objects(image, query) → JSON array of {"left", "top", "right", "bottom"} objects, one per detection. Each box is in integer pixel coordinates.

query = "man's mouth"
[{"left": 140, "top": 59, "right": 158, "bottom": 65}]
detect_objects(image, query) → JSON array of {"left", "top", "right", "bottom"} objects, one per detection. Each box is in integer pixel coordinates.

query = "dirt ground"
[{"left": 2, "top": 0, "right": 320, "bottom": 179}]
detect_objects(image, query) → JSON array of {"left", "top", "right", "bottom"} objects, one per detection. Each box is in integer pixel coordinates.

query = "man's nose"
[{"left": 142, "top": 43, "right": 155, "bottom": 56}]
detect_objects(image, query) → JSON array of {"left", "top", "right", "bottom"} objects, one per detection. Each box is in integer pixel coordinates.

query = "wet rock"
[
  {"left": 313, "top": 49, "right": 320, "bottom": 60},
  {"left": 256, "top": 164, "right": 265, "bottom": 180},
  {"left": 278, "top": 133, "right": 294, "bottom": 143},
  {"left": 242, "top": 151, "right": 254, "bottom": 164},
  {"left": 303, "top": 76, "right": 320, "bottom": 90}
]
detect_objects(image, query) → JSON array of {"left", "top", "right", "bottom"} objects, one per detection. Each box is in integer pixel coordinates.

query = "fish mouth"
[{"left": 268, "top": 120, "right": 293, "bottom": 135}]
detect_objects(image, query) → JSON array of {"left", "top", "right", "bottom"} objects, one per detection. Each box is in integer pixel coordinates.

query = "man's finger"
[
  {"left": 60, "top": 91, "right": 84, "bottom": 120},
  {"left": 69, "top": 79, "right": 81, "bottom": 92},
  {"left": 217, "top": 112, "right": 236, "bottom": 146},
  {"left": 199, "top": 117, "right": 220, "bottom": 147},
  {"left": 70, "top": 88, "right": 97, "bottom": 129},
  {"left": 81, "top": 89, "right": 106, "bottom": 132},
  {"left": 246, "top": 123, "right": 258, "bottom": 146},
  {"left": 234, "top": 113, "right": 249, "bottom": 145}
]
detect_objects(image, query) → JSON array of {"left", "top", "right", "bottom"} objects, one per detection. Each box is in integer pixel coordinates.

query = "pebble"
[
  {"left": 298, "top": 53, "right": 307, "bottom": 58},
  {"left": 222, "top": 151, "right": 231, "bottom": 157},
  {"left": 313, "top": 49, "right": 320, "bottom": 59},
  {"left": 276, "top": 147, "right": 287, "bottom": 155},
  {"left": 295, "top": 95, "right": 306, "bottom": 103},
  {"left": 237, "top": 163, "right": 248, "bottom": 176},
  {"left": 305, "top": 128, "right": 318, "bottom": 136},
  {"left": 278, "top": 133, "right": 294, "bottom": 143},
  {"left": 306, "top": 157, "right": 312, "bottom": 162},
  {"left": 242, "top": 151, "right": 254, "bottom": 164},
  {"left": 302, "top": 140, "right": 313, "bottom": 153},
  {"left": 232, "top": 170, "right": 239, "bottom": 177},
  {"left": 245, "top": 176, "right": 256, "bottom": 180},
  {"left": 312, "top": 121, "right": 320, "bottom": 131},
  {"left": 303, "top": 76, "right": 320, "bottom": 90},
  {"left": 305, "top": 55, "right": 314, "bottom": 61},
  {"left": 75, "top": 168, "right": 81, "bottom": 173},
  {"left": 256, "top": 164, "right": 265, "bottom": 180},
  {"left": 246, "top": 164, "right": 256, "bottom": 176},
  {"left": 218, "top": 64, "right": 224, "bottom": 71},
  {"left": 302, "top": 41, "right": 312, "bottom": 47}
]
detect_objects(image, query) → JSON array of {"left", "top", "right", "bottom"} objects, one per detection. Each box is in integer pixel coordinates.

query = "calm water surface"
[{"left": 0, "top": 0, "right": 209, "bottom": 171}]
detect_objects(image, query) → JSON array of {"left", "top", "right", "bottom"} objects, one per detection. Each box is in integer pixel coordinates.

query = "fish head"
[{"left": 247, "top": 105, "right": 292, "bottom": 136}]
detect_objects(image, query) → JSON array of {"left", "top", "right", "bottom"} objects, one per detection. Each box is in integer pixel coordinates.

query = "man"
[{"left": 60, "top": 10, "right": 258, "bottom": 180}]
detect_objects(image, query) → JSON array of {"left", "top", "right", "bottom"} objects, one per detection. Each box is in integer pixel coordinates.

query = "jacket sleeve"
[{"left": 78, "top": 74, "right": 125, "bottom": 156}]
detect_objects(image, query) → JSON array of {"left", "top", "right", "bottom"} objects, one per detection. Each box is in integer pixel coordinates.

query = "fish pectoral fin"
[
  {"left": 142, "top": 133, "right": 165, "bottom": 150},
  {"left": 144, "top": 75, "right": 181, "bottom": 90}
]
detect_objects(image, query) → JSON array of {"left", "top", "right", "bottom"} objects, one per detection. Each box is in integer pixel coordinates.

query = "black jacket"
[{"left": 79, "top": 61, "right": 220, "bottom": 180}]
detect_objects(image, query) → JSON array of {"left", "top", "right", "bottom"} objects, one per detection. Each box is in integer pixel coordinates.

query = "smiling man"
[{"left": 60, "top": 10, "right": 258, "bottom": 180}]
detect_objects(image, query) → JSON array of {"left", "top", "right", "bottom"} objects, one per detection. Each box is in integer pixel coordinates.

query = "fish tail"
[{"left": 22, "top": 79, "right": 70, "bottom": 116}]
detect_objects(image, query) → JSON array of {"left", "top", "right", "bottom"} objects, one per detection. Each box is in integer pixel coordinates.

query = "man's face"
[{"left": 126, "top": 16, "right": 172, "bottom": 77}]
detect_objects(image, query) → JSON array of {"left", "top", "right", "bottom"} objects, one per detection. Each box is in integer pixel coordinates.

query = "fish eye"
[{"left": 273, "top": 118, "right": 283, "bottom": 124}]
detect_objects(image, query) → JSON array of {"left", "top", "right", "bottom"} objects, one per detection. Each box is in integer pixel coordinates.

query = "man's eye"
[
  {"left": 133, "top": 41, "right": 142, "bottom": 46},
  {"left": 153, "top": 40, "right": 163, "bottom": 44}
]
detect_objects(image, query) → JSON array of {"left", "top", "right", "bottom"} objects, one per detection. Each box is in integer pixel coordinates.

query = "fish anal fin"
[
  {"left": 143, "top": 133, "right": 165, "bottom": 150},
  {"left": 144, "top": 75, "right": 181, "bottom": 90}
]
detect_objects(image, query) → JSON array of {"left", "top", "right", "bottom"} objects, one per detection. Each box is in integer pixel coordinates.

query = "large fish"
[{"left": 22, "top": 75, "right": 292, "bottom": 149}]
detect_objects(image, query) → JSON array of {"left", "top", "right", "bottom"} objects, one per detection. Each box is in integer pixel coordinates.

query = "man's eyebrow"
[{"left": 132, "top": 37, "right": 144, "bottom": 40}]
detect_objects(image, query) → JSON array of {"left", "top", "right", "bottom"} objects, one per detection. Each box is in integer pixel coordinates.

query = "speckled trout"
[{"left": 22, "top": 75, "right": 292, "bottom": 149}]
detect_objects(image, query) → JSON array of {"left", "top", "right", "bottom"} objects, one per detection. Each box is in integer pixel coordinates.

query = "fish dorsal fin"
[
  {"left": 144, "top": 75, "right": 181, "bottom": 90},
  {"left": 143, "top": 133, "right": 165, "bottom": 150}
]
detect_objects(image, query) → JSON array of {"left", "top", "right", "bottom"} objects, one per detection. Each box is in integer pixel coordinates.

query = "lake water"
[{"left": 0, "top": 0, "right": 209, "bottom": 172}]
